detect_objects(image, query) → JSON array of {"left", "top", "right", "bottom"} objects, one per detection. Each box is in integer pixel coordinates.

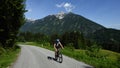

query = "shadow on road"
[
  {"left": 47, "top": 56, "right": 93, "bottom": 68},
  {"left": 47, "top": 56, "right": 62, "bottom": 63}
]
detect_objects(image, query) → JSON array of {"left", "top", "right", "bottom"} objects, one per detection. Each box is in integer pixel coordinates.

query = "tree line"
[
  {"left": 18, "top": 31, "right": 120, "bottom": 53},
  {"left": 18, "top": 31, "right": 93, "bottom": 49}
]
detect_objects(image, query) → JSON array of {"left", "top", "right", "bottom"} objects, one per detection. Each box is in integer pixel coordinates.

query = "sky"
[{"left": 25, "top": 0, "right": 120, "bottom": 29}]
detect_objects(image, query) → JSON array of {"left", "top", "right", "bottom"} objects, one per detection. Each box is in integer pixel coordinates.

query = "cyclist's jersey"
[{"left": 55, "top": 41, "right": 60, "bottom": 49}]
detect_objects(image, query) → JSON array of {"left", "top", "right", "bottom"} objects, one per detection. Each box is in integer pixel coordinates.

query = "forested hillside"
[{"left": 19, "top": 12, "right": 120, "bottom": 52}]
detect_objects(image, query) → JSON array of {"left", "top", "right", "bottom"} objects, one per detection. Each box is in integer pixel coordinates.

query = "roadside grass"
[
  {"left": 19, "top": 42, "right": 120, "bottom": 68},
  {"left": 0, "top": 47, "right": 20, "bottom": 68}
]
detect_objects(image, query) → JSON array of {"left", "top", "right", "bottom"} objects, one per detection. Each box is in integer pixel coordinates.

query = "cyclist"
[{"left": 54, "top": 39, "right": 64, "bottom": 59}]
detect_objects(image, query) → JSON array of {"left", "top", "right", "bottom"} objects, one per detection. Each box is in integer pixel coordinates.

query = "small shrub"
[
  {"left": 66, "top": 43, "right": 74, "bottom": 51},
  {"left": 43, "top": 42, "right": 50, "bottom": 46},
  {"left": 86, "top": 44, "right": 102, "bottom": 58},
  {"left": 0, "top": 47, "right": 6, "bottom": 55}
]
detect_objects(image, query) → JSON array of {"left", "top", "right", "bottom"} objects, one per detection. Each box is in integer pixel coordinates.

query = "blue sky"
[{"left": 25, "top": 0, "right": 120, "bottom": 29}]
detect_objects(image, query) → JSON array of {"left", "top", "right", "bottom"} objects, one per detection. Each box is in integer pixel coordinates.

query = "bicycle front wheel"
[{"left": 58, "top": 53, "right": 63, "bottom": 63}]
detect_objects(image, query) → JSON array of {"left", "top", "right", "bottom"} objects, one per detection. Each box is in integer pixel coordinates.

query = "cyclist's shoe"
[{"left": 54, "top": 57, "right": 57, "bottom": 61}]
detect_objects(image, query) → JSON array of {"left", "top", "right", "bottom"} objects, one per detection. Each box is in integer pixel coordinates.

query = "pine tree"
[{"left": 0, "top": 0, "right": 26, "bottom": 48}]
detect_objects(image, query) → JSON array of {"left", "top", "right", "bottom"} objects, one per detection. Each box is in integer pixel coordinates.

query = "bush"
[
  {"left": 43, "top": 42, "right": 50, "bottom": 46},
  {"left": 66, "top": 43, "right": 74, "bottom": 51},
  {"left": 86, "top": 44, "right": 102, "bottom": 58},
  {"left": 0, "top": 43, "right": 6, "bottom": 55}
]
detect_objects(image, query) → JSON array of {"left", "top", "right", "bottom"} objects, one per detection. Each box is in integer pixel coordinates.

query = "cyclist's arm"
[
  {"left": 59, "top": 42, "right": 64, "bottom": 49},
  {"left": 54, "top": 43, "right": 57, "bottom": 51}
]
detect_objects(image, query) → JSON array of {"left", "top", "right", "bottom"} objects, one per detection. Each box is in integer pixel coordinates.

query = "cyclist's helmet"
[{"left": 56, "top": 39, "right": 60, "bottom": 42}]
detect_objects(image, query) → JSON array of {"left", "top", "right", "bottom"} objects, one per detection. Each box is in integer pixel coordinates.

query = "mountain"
[
  {"left": 20, "top": 12, "right": 105, "bottom": 37},
  {"left": 20, "top": 12, "right": 120, "bottom": 52}
]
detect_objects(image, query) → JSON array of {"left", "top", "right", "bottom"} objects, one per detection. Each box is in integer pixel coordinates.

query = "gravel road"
[{"left": 11, "top": 45, "right": 93, "bottom": 68}]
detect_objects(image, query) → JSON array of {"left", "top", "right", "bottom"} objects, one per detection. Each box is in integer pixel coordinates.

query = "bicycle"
[{"left": 55, "top": 49, "right": 63, "bottom": 63}]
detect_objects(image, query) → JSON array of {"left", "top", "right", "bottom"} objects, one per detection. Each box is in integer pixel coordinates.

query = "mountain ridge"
[{"left": 20, "top": 12, "right": 105, "bottom": 36}]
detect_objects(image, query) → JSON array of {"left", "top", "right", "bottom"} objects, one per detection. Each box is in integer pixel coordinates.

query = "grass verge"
[{"left": 0, "top": 47, "right": 20, "bottom": 68}]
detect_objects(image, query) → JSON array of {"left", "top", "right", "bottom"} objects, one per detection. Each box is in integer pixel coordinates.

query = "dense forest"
[
  {"left": 18, "top": 31, "right": 97, "bottom": 49},
  {"left": 92, "top": 28, "right": 120, "bottom": 52},
  {"left": 18, "top": 30, "right": 120, "bottom": 53}
]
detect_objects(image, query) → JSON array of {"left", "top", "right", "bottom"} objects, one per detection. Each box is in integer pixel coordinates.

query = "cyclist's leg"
[
  {"left": 57, "top": 48, "right": 61, "bottom": 56},
  {"left": 55, "top": 50, "right": 57, "bottom": 56},
  {"left": 55, "top": 48, "right": 58, "bottom": 59}
]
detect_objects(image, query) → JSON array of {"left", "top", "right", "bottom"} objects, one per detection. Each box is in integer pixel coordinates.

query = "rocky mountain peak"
[{"left": 55, "top": 11, "right": 66, "bottom": 19}]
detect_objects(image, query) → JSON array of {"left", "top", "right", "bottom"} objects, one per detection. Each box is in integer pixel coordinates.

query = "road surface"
[{"left": 11, "top": 45, "right": 93, "bottom": 68}]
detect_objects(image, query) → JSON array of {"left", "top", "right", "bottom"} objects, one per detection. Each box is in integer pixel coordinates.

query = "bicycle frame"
[{"left": 55, "top": 48, "right": 63, "bottom": 63}]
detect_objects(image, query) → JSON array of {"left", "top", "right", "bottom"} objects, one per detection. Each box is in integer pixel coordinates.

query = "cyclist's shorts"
[{"left": 55, "top": 45, "right": 60, "bottom": 49}]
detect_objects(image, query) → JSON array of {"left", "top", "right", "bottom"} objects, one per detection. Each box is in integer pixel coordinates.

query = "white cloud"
[
  {"left": 56, "top": 3, "right": 65, "bottom": 8},
  {"left": 64, "top": 3, "right": 75, "bottom": 12},
  {"left": 56, "top": 2, "right": 75, "bottom": 12}
]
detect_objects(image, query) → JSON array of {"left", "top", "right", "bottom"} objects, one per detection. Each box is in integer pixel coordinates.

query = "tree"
[
  {"left": 61, "top": 31, "right": 86, "bottom": 49},
  {"left": 0, "top": 0, "right": 26, "bottom": 48}
]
